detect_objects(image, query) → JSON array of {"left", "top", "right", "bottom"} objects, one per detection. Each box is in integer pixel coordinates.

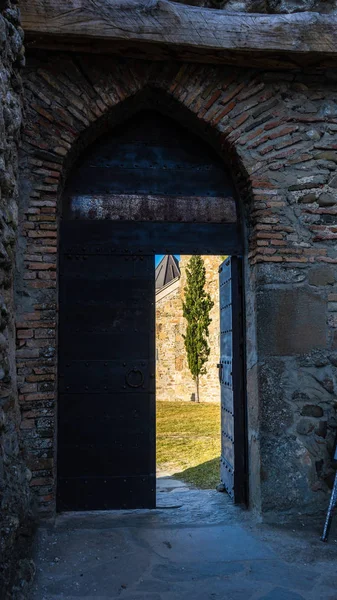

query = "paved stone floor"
[{"left": 30, "top": 478, "right": 337, "bottom": 600}]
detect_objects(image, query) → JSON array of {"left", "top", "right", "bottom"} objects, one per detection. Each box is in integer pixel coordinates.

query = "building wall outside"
[
  {"left": 156, "top": 255, "right": 222, "bottom": 403},
  {"left": 16, "top": 54, "right": 337, "bottom": 519},
  {"left": 0, "top": 3, "right": 34, "bottom": 597}
]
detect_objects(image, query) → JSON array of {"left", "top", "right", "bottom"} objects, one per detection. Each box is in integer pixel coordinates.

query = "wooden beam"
[
  {"left": 20, "top": 0, "right": 337, "bottom": 69},
  {"left": 66, "top": 194, "right": 237, "bottom": 223},
  {"left": 61, "top": 220, "right": 242, "bottom": 255}
]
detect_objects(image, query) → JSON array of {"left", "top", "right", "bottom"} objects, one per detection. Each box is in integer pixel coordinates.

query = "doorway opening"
[
  {"left": 155, "top": 253, "right": 223, "bottom": 492},
  {"left": 57, "top": 110, "right": 247, "bottom": 512}
]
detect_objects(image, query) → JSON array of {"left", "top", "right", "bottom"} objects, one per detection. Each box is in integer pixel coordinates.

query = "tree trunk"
[{"left": 195, "top": 376, "right": 200, "bottom": 403}]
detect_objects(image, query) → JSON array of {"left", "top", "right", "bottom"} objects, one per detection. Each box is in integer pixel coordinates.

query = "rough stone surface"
[
  {"left": 29, "top": 482, "right": 337, "bottom": 600},
  {"left": 296, "top": 418, "right": 315, "bottom": 435},
  {"left": 16, "top": 55, "right": 337, "bottom": 519},
  {"left": 301, "top": 404, "right": 324, "bottom": 418},
  {"left": 257, "top": 289, "right": 327, "bottom": 356},
  {"left": 308, "top": 266, "right": 335, "bottom": 287},
  {"left": 156, "top": 255, "right": 222, "bottom": 403},
  {"left": 317, "top": 192, "right": 337, "bottom": 207},
  {"left": 0, "top": 2, "right": 34, "bottom": 598}
]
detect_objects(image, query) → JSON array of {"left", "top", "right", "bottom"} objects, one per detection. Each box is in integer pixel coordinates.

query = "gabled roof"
[{"left": 155, "top": 255, "right": 180, "bottom": 290}]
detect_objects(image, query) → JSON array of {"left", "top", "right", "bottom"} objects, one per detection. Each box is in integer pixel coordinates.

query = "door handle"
[
  {"left": 125, "top": 368, "right": 144, "bottom": 388},
  {"left": 217, "top": 363, "right": 223, "bottom": 384}
]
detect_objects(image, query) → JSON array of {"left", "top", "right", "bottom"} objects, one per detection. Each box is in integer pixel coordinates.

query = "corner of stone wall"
[{"left": 0, "top": 2, "right": 35, "bottom": 598}]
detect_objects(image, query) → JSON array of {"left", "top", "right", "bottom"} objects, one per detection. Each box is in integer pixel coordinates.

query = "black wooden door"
[
  {"left": 219, "top": 257, "right": 247, "bottom": 504},
  {"left": 57, "top": 111, "right": 243, "bottom": 512},
  {"left": 57, "top": 224, "right": 155, "bottom": 511}
]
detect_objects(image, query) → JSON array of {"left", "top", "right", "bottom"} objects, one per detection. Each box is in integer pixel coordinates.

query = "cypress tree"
[{"left": 182, "top": 256, "right": 214, "bottom": 403}]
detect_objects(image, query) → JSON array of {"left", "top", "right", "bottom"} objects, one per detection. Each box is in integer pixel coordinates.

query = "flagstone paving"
[{"left": 29, "top": 479, "right": 337, "bottom": 600}]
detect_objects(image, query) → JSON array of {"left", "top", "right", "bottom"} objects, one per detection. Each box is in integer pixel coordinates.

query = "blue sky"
[{"left": 155, "top": 255, "right": 180, "bottom": 266}]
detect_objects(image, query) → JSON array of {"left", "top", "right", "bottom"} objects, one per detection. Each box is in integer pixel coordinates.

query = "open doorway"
[
  {"left": 155, "top": 254, "right": 223, "bottom": 492},
  {"left": 155, "top": 253, "right": 246, "bottom": 504}
]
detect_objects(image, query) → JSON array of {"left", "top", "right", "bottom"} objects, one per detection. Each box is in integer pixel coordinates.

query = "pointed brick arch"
[{"left": 17, "top": 54, "right": 335, "bottom": 518}]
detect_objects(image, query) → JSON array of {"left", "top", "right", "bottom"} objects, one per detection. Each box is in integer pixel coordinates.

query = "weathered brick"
[
  {"left": 30, "top": 477, "right": 54, "bottom": 487},
  {"left": 270, "top": 240, "right": 287, "bottom": 246},
  {"left": 211, "top": 100, "right": 236, "bottom": 125},
  {"left": 39, "top": 223, "right": 57, "bottom": 230},
  {"left": 20, "top": 383, "right": 38, "bottom": 394},
  {"left": 16, "top": 348, "right": 40, "bottom": 359},
  {"left": 38, "top": 272, "right": 57, "bottom": 280},
  {"left": 17, "top": 329, "right": 34, "bottom": 339},
  {"left": 34, "top": 329, "right": 56, "bottom": 339},
  {"left": 28, "top": 230, "right": 57, "bottom": 239},
  {"left": 284, "top": 256, "right": 309, "bottom": 263},
  {"left": 256, "top": 232, "right": 284, "bottom": 240},
  {"left": 22, "top": 393, "right": 55, "bottom": 402},
  {"left": 29, "top": 280, "right": 56, "bottom": 289},
  {"left": 26, "top": 375, "right": 55, "bottom": 383},
  {"left": 255, "top": 255, "right": 283, "bottom": 262},
  {"left": 28, "top": 262, "right": 55, "bottom": 270},
  {"left": 20, "top": 419, "right": 36, "bottom": 430}
]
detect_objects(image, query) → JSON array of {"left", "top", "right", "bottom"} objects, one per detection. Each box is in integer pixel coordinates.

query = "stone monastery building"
[
  {"left": 156, "top": 255, "right": 221, "bottom": 403},
  {"left": 1, "top": 0, "right": 337, "bottom": 595}
]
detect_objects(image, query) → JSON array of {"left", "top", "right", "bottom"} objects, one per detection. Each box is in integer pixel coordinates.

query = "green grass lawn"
[{"left": 156, "top": 400, "right": 221, "bottom": 489}]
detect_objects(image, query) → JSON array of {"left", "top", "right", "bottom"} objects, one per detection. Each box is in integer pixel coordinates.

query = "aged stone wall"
[
  {"left": 16, "top": 52, "right": 337, "bottom": 518},
  {"left": 156, "top": 255, "right": 222, "bottom": 403},
  {"left": 0, "top": 2, "right": 34, "bottom": 598}
]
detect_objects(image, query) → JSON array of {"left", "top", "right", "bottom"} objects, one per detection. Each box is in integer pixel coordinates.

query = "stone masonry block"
[
  {"left": 309, "top": 266, "right": 336, "bottom": 287},
  {"left": 257, "top": 288, "right": 327, "bottom": 356}
]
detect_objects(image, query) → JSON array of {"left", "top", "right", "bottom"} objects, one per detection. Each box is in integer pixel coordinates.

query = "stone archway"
[{"left": 16, "top": 53, "right": 336, "bottom": 519}]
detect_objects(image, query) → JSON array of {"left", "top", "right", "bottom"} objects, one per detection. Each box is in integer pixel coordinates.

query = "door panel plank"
[
  {"left": 57, "top": 477, "right": 155, "bottom": 512},
  {"left": 57, "top": 235, "right": 155, "bottom": 510},
  {"left": 219, "top": 257, "right": 247, "bottom": 504}
]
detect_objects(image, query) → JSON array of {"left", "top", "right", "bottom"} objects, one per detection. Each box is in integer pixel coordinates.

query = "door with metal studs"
[
  {"left": 218, "top": 256, "right": 247, "bottom": 505},
  {"left": 57, "top": 228, "right": 156, "bottom": 511},
  {"left": 57, "top": 110, "right": 245, "bottom": 511}
]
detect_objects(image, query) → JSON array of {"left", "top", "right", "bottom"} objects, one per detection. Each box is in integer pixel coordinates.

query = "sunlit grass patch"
[{"left": 156, "top": 400, "right": 220, "bottom": 489}]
